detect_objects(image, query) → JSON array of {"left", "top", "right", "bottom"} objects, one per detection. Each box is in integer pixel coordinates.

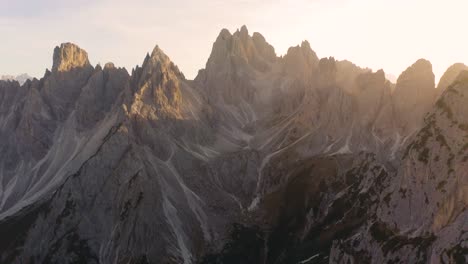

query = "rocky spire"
[
  {"left": 205, "top": 26, "right": 276, "bottom": 73},
  {"left": 282, "top": 40, "right": 319, "bottom": 78},
  {"left": 41, "top": 43, "right": 94, "bottom": 121},
  {"left": 52, "top": 43, "right": 91, "bottom": 72},
  {"left": 195, "top": 26, "right": 278, "bottom": 104},
  {"left": 129, "top": 45, "right": 184, "bottom": 120},
  {"left": 393, "top": 59, "right": 436, "bottom": 135}
]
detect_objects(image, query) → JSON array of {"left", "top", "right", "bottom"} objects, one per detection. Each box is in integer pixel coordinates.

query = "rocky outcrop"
[
  {"left": 0, "top": 26, "right": 467, "bottom": 264},
  {"left": 52, "top": 43, "right": 91, "bottom": 73}
]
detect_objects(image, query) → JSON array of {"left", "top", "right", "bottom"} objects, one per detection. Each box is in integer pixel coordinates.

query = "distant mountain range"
[
  {"left": 385, "top": 73, "right": 397, "bottom": 83},
  {"left": 1, "top": 73, "right": 32, "bottom": 85},
  {"left": 0, "top": 26, "right": 467, "bottom": 264}
]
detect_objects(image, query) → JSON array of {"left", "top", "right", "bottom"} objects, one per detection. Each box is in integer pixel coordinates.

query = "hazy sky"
[{"left": 1, "top": 0, "right": 467, "bottom": 81}]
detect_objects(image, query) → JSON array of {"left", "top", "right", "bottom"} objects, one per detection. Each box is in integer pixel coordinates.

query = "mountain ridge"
[{"left": 0, "top": 26, "right": 467, "bottom": 264}]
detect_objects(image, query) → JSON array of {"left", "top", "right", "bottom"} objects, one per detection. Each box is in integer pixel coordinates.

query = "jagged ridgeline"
[{"left": 0, "top": 26, "right": 467, "bottom": 264}]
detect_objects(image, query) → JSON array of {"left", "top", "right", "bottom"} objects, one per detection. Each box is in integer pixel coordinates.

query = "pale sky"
[{"left": 1, "top": 0, "right": 467, "bottom": 82}]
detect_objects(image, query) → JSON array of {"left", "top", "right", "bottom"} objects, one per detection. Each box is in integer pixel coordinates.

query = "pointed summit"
[
  {"left": 150, "top": 45, "right": 171, "bottom": 63},
  {"left": 139, "top": 45, "right": 184, "bottom": 81},
  {"left": 52, "top": 43, "right": 91, "bottom": 72},
  {"left": 129, "top": 44, "right": 184, "bottom": 120}
]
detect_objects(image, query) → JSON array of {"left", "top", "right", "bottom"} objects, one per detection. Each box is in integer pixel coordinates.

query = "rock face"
[
  {"left": 382, "top": 71, "right": 468, "bottom": 259},
  {"left": 52, "top": 43, "right": 91, "bottom": 73},
  {"left": 392, "top": 59, "right": 436, "bottom": 136},
  {"left": 0, "top": 27, "right": 467, "bottom": 264}
]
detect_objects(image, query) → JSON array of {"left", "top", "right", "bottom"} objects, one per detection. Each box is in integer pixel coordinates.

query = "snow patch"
[
  {"left": 298, "top": 254, "right": 320, "bottom": 263},
  {"left": 247, "top": 196, "right": 260, "bottom": 212}
]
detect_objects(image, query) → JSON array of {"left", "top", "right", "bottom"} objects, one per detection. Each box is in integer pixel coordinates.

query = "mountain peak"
[
  {"left": 396, "top": 58, "right": 434, "bottom": 87},
  {"left": 151, "top": 45, "right": 165, "bottom": 57},
  {"left": 139, "top": 45, "right": 179, "bottom": 75},
  {"left": 148, "top": 45, "right": 172, "bottom": 65},
  {"left": 393, "top": 58, "right": 436, "bottom": 135},
  {"left": 217, "top": 28, "right": 232, "bottom": 41},
  {"left": 137, "top": 44, "right": 184, "bottom": 83},
  {"left": 1, "top": 73, "right": 32, "bottom": 85},
  {"left": 205, "top": 26, "right": 276, "bottom": 74},
  {"left": 240, "top": 25, "right": 248, "bottom": 32},
  {"left": 237, "top": 25, "right": 249, "bottom": 38},
  {"left": 284, "top": 40, "right": 317, "bottom": 59},
  {"left": 104, "top": 62, "right": 116, "bottom": 70},
  {"left": 375, "top": 69, "right": 385, "bottom": 77},
  {"left": 413, "top": 58, "right": 432, "bottom": 67},
  {"left": 52, "top": 43, "right": 91, "bottom": 72},
  {"left": 301, "top": 40, "right": 311, "bottom": 50},
  {"left": 437, "top": 63, "right": 468, "bottom": 91},
  {"left": 282, "top": 40, "right": 319, "bottom": 77}
]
